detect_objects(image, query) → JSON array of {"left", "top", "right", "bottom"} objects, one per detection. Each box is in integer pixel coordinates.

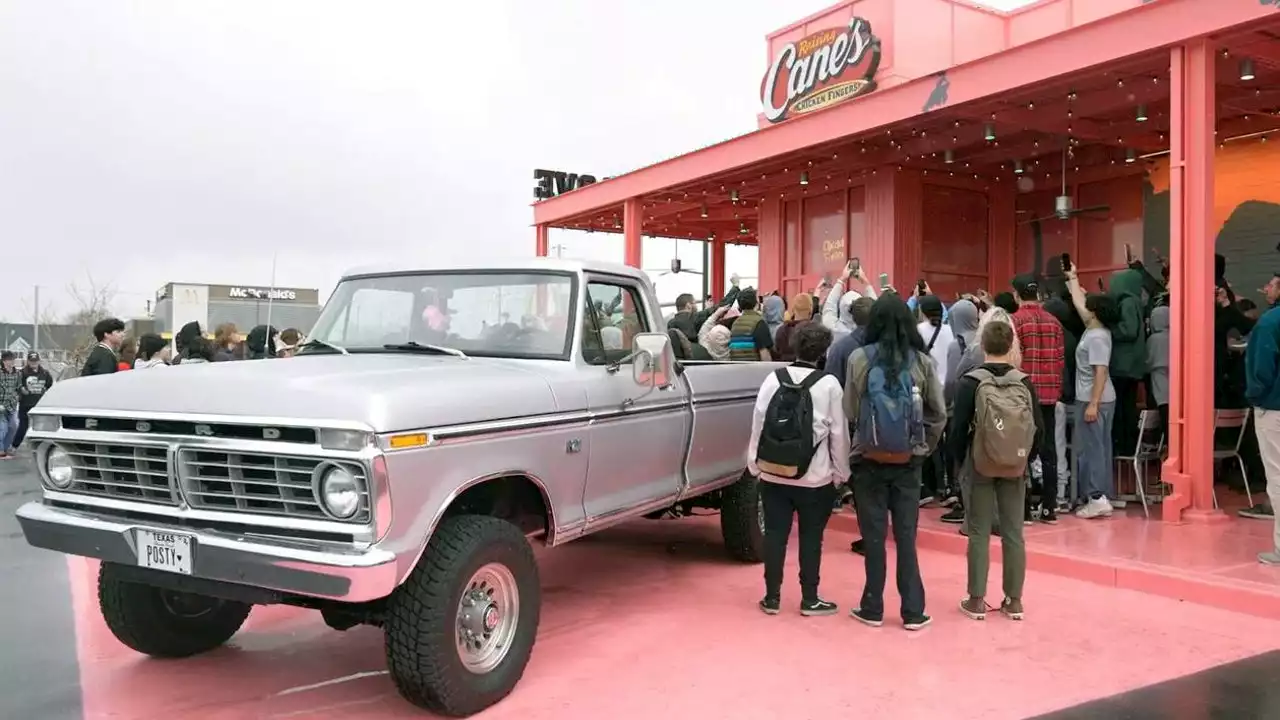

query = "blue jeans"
[
  {"left": 0, "top": 407, "right": 17, "bottom": 450},
  {"left": 1072, "top": 401, "right": 1115, "bottom": 501}
]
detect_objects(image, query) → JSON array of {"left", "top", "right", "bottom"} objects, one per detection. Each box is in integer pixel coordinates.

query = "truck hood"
[{"left": 39, "top": 355, "right": 568, "bottom": 432}]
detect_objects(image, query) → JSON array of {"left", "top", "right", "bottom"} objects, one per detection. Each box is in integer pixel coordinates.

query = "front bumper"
[{"left": 16, "top": 501, "right": 399, "bottom": 603}]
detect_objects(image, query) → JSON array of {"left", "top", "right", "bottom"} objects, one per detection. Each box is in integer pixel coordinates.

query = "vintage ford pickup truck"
[{"left": 16, "top": 259, "right": 779, "bottom": 716}]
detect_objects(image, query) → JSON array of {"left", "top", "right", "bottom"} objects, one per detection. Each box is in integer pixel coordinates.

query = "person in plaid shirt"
[
  {"left": 1011, "top": 274, "right": 1066, "bottom": 523},
  {"left": 0, "top": 351, "right": 21, "bottom": 458}
]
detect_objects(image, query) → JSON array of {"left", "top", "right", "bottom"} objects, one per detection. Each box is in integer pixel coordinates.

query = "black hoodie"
[
  {"left": 172, "top": 321, "right": 204, "bottom": 365},
  {"left": 19, "top": 364, "right": 53, "bottom": 409},
  {"left": 246, "top": 325, "right": 278, "bottom": 359}
]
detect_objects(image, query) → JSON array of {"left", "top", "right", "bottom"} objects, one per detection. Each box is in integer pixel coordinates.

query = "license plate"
[{"left": 136, "top": 529, "right": 194, "bottom": 575}]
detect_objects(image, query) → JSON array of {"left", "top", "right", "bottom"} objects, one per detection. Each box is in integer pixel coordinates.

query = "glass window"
[
  {"left": 305, "top": 272, "right": 576, "bottom": 360},
  {"left": 582, "top": 281, "right": 648, "bottom": 365}
]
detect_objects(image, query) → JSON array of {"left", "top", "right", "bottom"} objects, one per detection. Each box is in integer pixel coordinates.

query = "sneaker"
[
  {"left": 849, "top": 608, "right": 883, "bottom": 627},
  {"left": 759, "top": 596, "right": 780, "bottom": 615},
  {"left": 850, "top": 539, "right": 865, "bottom": 555},
  {"left": 800, "top": 598, "right": 838, "bottom": 616},
  {"left": 1000, "top": 598, "right": 1025, "bottom": 620},
  {"left": 941, "top": 493, "right": 960, "bottom": 508},
  {"left": 903, "top": 614, "right": 932, "bottom": 631},
  {"left": 1056, "top": 498, "right": 1071, "bottom": 514},
  {"left": 1075, "top": 496, "right": 1113, "bottom": 519},
  {"left": 940, "top": 506, "right": 965, "bottom": 524},
  {"left": 1259, "top": 551, "right": 1280, "bottom": 566},
  {"left": 1239, "top": 504, "right": 1275, "bottom": 520},
  {"left": 959, "top": 598, "right": 987, "bottom": 620},
  {"left": 1040, "top": 506, "right": 1058, "bottom": 524}
]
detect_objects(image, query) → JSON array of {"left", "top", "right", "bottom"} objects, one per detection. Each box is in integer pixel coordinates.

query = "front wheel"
[
  {"left": 384, "top": 515, "right": 541, "bottom": 717},
  {"left": 720, "top": 471, "right": 765, "bottom": 562},
  {"left": 97, "top": 562, "right": 252, "bottom": 658}
]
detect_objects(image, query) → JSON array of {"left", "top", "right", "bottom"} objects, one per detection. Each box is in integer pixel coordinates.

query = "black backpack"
[{"left": 755, "top": 368, "right": 825, "bottom": 479}]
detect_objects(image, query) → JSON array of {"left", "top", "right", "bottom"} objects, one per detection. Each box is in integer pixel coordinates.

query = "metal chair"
[
  {"left": 1213, "top": 408, "right": 1254, "bottom": 509},
  {"left": 1114, "top": 409, "right": 1165, "bottom": 518}
]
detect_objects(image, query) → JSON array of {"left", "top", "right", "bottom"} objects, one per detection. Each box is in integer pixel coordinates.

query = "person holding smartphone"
[
  {"left": 1064, "top": 265, "right": 1121, "bottom": 517},
  {"left": 821, "top": 259, "right": 879, "bottom": 343}
]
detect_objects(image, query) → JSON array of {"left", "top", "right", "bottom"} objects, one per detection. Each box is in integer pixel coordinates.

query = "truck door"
[{"left": 579, "top": 276, "right": 691, "bottom": 521}]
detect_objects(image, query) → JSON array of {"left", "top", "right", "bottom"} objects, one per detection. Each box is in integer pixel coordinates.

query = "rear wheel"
[
  {"left": 384, "top": 515, "right": 541, "bottom": 717},
  {"left": 97, "top": 562, "right": 252, "bottom": 658},
  {"left": 720, "top": 471, "right": 765, "bottom": 562}
]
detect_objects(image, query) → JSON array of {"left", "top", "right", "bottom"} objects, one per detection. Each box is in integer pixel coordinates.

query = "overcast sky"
[{"left": 0, "top": 0, "right": 1031, "bottom": 321}]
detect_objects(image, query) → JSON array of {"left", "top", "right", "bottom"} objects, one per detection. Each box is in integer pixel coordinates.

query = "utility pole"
[{"left": 33, "top": 285, "right": 39, "bottom": 354}]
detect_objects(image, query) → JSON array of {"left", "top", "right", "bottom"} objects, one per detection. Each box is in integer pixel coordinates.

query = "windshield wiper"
[
  {"left": 296, "top": 338, "right": 349, "bottom": 355},
  {"left": 382, "top": 342, "right": 469, "bottom": 359}
]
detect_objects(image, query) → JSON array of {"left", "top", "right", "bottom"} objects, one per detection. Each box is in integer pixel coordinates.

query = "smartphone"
[
  {"left": 917, "top": 279, "right": 927, "bottom": 294},
  {"left": 1096, "top": 277, "right": 1105, "bottom": 291},
  {"left": 849, "top": 257, "right": 861, "bottom": 274},
  {"left": 878, "top": 272, "right": 890, "bottom": 290},
  {"left": 1124, "top": 243, "right": 1134, "bottom": 264},
  {"left": 1060, "top": 252, "right": 1072, "bottom": 272}
]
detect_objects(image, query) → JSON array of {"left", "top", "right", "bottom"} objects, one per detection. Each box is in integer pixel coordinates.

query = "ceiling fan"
[{"left": 1019, "top": 142, "right": 1111, "bottom": 225}]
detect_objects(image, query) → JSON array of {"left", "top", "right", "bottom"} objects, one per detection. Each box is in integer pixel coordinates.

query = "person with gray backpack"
[{"left": 948, "top": 321, "right": 1042, "bottom": 621}]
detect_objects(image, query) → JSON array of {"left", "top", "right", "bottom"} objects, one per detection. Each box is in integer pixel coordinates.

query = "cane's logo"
[{"left": 761, "top": 17, "right": 882, "bottom": 124}]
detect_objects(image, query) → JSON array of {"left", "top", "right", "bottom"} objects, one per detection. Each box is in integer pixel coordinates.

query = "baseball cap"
[
  {"left": 1011, "top": 272, "right": 1039, "bottom": 296},
  {"left": 918, "top": 294, "right": 944, "bottom": 317},
  {"left": 26, "top": 352, "right": 39, "bottom": 361}
]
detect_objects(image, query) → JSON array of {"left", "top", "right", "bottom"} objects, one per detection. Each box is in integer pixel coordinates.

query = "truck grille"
[
  {"left": 61, "top": 443, "right": 176, "bottom": 505},
  {"left": 176, "top": 450, "right": 370, "bottom": 522}
]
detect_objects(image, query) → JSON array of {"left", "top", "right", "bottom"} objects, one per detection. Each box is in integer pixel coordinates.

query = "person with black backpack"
[
  {"left": 747, "top": 322, "right": 849, "bottom": 617},
  {"left": 843, "top": 294, "right": 946, "bottom": 631},
  {"left": 949, "top": 320, "right": 1042, "bottom": 621}
]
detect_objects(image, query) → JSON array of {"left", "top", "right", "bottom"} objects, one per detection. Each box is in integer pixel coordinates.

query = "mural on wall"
[
  {"left": 1145, "top": 141, "right": 1280, "bottom": 301},
  {"left": 922, "top": 72, "right": 950, "bottom": 113}
]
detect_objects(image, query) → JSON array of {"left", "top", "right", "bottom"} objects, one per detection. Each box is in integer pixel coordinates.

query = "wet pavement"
[
  {"left": 0, "top": 454, "right": 81, "bottom": 720},
  {"left": 3, "top": 455, "right": 1280, "bottom": 719}
]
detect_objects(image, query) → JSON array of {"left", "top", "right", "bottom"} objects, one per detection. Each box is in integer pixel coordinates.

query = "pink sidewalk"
[{"left": 69, "top": 517, "right": 1280, "bottom": 720}]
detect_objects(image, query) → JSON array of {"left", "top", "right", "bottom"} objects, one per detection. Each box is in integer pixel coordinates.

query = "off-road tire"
[
  {"left": 384, "top": 515, "right": 541, "bottom": 717},
  {"left": 97, "top": 562, "right": 252, "bottom": 658},
  {"left": 720, "top": 471, "right": 765, "bottom": 562}
]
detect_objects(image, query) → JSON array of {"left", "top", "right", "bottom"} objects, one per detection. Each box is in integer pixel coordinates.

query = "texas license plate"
[{"left": 136, "top": 529, "right": 194, "bottom": 575}]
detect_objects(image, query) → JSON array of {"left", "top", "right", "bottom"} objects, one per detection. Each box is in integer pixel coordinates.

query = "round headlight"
[
  {"left": 45, "top": 446, "right": 74, "bottom": 489},
  {"left": 317, "top": 465, "right": 361, "bottom": 520}
]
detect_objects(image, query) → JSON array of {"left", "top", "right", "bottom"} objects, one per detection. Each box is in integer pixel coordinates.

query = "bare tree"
[{"left": 20, "top": 275, "right": 118, "bottom": 372}]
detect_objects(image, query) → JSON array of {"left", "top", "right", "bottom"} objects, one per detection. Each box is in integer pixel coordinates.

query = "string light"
[{"left": 1136, "top": 104, "right": 1148, "bottom": 122}]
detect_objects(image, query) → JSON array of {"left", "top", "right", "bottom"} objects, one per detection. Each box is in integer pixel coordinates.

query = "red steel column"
[
  {"left": 710, "top": 238, "right": 726, "bottom": 301},
  {"left": 623, "top": 198, "right": 643, "bottom": 268},
  {"left": 1162, "top": 40, "right": 1222, "bottom": 522},
  {"left": 535, "top": 224, "right": 549, "bottom": 257}
]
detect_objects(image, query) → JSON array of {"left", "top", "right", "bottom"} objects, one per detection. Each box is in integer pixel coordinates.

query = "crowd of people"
[
  {"left": 79, "top": 319, "right": 304, "bottom": 377},
  {"left": 665, "top": 251, "right": 1280, "bottom": 627}
]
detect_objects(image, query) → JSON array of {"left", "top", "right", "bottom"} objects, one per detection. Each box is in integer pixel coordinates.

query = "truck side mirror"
[{"left": 630, "top": 332, "right": 673, "bottom": 389}]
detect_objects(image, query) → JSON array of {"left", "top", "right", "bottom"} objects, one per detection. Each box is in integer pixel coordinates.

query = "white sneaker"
[{"left": 1075, "top": 496, "right": 1113, "bottom": 519}]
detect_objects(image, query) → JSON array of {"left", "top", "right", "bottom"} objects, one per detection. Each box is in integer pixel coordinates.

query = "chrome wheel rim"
[{"left": 456, "top": 563, "right": 519, "bottom": 674}]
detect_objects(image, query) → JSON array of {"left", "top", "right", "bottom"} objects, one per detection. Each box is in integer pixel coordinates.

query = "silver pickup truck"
[{"left": 16, "top": 259, "right": 778, "bottom": 716}]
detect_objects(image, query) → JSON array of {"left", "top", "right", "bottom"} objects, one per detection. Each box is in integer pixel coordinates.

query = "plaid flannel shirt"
[
  {"left": 1011, "top": 303, "right": 1065, "bottom": 405},
  {"left": 0, "top": 368, "right": 20, "bottom": 413}
]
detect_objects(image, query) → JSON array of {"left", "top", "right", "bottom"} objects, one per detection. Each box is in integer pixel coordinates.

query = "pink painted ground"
[{"left": 71, "top": 517, "right": 1280, "bottom": 720}]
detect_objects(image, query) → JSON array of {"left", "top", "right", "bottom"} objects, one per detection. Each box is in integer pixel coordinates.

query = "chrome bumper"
[{"left": 15, "top": 501, "right": 399, "bottom": 603}]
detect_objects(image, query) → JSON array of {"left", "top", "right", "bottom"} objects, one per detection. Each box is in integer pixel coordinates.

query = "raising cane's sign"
[{"left": 761, "top": 17, "right": 882, "bottom": 124}]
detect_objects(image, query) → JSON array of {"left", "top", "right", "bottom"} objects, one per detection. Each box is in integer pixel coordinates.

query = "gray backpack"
[{"left": 966, "top": 367, "right": 1036, "bottom": 478}]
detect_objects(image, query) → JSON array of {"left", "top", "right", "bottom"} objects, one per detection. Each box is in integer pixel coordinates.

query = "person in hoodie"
[
  {"left": 1245, "top": 273, "right": 1280, "bottom": 566},
  {"left": 916, "top": 293, "right": 955, "bottom": 504},
  {"left": 1044, "top": 285, "right": 1082, "bottom": 512},
  {"left": 941, "top": 299, "right": 980, "bottom": 513},
  {"left": 821, "top": 262, "right": 878, "bottom": 343},
  {"left": 1107, "top": 268, "right": 1149, "bottom": 455},
  {"left": 1147, "top": 306, "right": 1171, "bottom": 437},
  {"left": 172, "top": 321, "right": 204, "bottom": 365},
  {"left": 698, "top": 306, "right": 733, "bottom": 360},
  {"left": 14, "top": 352, "right": 53, "bottom": 450},
  {"left": 179, "top": 336, "right": 216, "bottom": 364},
  {"left": 668, "top": 282, "right": 741, "bottom": 346},
  {"left": 134, "top": 333, "right": 171, "bottom": 369},
  {"left": 245, "top": 325, "right": 279, "bottom": 360},
  {"left": 774, "top": 293, "right": 814, "bottom": 363},
  {"left": 763, "top": 295, "right": 786, "bottom": 347},
  {"left": 748, "top": 322, "right": 848, "bottom": 616},
  {"left": 826, "top": 297, "right": 874, "bottom": 387}
]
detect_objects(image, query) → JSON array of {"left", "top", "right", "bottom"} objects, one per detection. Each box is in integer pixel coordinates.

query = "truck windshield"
[{"left": 303, "top": 271, "right": 577, "bottom": 360}]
